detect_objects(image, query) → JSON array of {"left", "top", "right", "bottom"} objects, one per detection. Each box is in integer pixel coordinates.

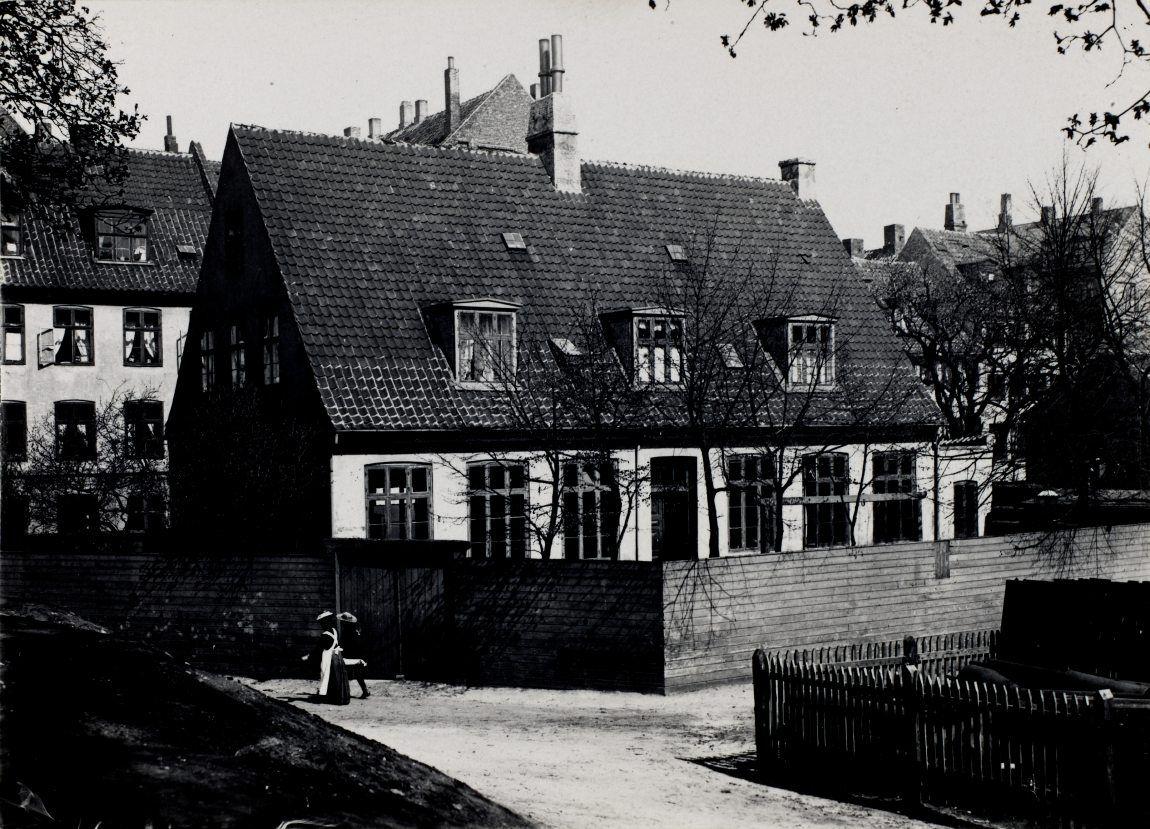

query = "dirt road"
[{"left": 257, "top": 678, "right": 942, "bottom": 829}]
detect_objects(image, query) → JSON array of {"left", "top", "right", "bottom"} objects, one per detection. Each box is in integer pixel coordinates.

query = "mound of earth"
[{"left": 0, "top": 612, "right": 531, "bottom": 828}]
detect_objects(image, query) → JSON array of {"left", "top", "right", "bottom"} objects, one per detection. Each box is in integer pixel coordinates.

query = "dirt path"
[{"left": 256, "top": 678, "right": 942, "bottom": 829}]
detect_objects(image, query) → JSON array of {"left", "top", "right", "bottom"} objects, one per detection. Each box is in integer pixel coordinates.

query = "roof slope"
[
  {"left": 232, "top": 125, "right": 935, "bottom": 431},
  {"left": 1, "top": 148, "right": 215, "bottom": 296},
  {"left": 386, "top": 75, "right": 531, "bottom": 152}
]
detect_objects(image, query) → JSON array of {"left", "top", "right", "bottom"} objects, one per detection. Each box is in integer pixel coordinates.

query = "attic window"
[
  {"left": 2, "top": 210, "right": 23, "bottom": 257},
  {"left": 635, "top": 314, "right": 684, "bottom": 384},
  {"left": 176, "top": 244, "right": 198, "bottom": 259},
  {"left": 501, "top": 232, "right": 527, "bottom": 251},
  {"left": 799, "top": 252, "right": 813, "bottom": 265},
  {"left": 456, "top": 307, "right": 517, "bottom": 384},
  {"left": 551, "top": 337, "right": 583, "bottom": 357},
  {"left": 665, "top": 244, "right": 687, "bottom": 262},
  {"left": 95, "top": 210, "right": 149, "bottom": 262},
  {"left": 720, "top": 343, "right": 743, "bottom": 369},
  {"left": 788, "top": 319, "right": 835, "bottom": 388}
]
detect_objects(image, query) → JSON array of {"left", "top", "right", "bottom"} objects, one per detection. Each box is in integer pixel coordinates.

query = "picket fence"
[{"left": 753, "top": 633, "right": 1150, "bottom": 826}]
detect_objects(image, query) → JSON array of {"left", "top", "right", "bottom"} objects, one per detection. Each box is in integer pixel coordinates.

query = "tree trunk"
[{"left": 700, "top": 445, "right": 721, "bottom": 558}]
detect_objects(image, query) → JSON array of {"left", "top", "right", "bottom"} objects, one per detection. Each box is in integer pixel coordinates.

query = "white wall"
[
  {"left": 1, "top": 301, "right": 191, "bottom": 446},
  {"left": 331, "top": 438, "right": 990, "bottom": 558}
]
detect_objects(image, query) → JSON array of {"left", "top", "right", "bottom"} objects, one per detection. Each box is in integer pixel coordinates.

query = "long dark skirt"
[{"left": 320, "top": 652, "right": 351, "bottom": 706}]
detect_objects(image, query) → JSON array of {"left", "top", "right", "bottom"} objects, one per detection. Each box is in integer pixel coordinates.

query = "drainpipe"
[
  {"left": 932, "top": 431, "right": 941, "bottom": 541},
  {"left": 635, "top": 442, "right": 641, "bottom": 561}
]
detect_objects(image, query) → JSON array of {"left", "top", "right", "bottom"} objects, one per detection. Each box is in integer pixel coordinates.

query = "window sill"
[
  {"left": 123, "top": 363, "right": 164, "bottom": 369},
  {"left": 92, "top": 258, "right": 155, "bottom": 267},
  {"left": 53, "top": 363, "right": 96, "bottom": 368},
  {"left": 2, "top": 360, "right": 26, "bottom": 366},
  {"left": 1, "top": 254, "right": 26, "bottom": 260},
  {"left": 785, "top": 383, "right": 837, "bottom": 393},
  {"left": 454, "top": 380, "right": 508, "bottom": 391}
]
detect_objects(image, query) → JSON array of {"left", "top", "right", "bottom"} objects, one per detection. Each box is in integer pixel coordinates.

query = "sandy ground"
[{"left": 254, "top": 677, "right": 943, "bottom": 829}]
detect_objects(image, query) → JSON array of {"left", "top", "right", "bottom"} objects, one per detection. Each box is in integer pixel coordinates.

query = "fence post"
[
  {"left": 753, "top": 649, "right": 769, "bottom": 781},
  {"left": 1098, "top": 689, "right": 1119, "bottom": 819},
  {"left": 901, "top": 662, "right": 923, "bottom": 809}
]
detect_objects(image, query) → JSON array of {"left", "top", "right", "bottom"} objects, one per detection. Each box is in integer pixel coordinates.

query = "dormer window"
[
  {"left": 95, "top": 210, "right": 149, "bottom": 262},
  {"left": 1, "top": 210, "right": 23, "bottom": 256},
  {"left": 456, "top": 303, "right": 517, "bottom": 384},
  {"left": 635, "top": 314, "right": 684, "bottom": 384},
  {"left": 787, "top": 318, "right": 835, "bottom": 388}
]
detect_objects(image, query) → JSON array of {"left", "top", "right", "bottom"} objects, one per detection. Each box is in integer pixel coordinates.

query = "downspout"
[
  {"left": 331, "top": 435, "right": 341, "bottom": 615},
  {"left": 635, "top": 442, "right": 641, "bottom": 562},
  {"left": 932, "top": 429, "right": 941, "bottom": 541}
]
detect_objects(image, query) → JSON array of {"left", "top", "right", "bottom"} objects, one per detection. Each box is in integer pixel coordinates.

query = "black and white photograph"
[{"left": 2, "top": 0, "right": 1150, "bottom": 826}]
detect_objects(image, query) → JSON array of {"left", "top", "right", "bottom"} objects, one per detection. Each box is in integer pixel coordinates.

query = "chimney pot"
[
  {"left": 1092, "top": 196, "right": 1104, "bottom": 214},
  {"left": 415, "top": 99, "right": 428, "bottom": 124},
  {"left": 842, "top": 238, "right": 865, "bottom": 258},
  {"left": 399, "top": 100, "right": 414, "bottom": 130},
  {"left": 530, "top": 83, "right": 540, "bottom": 100},
  {"left": 550, "top": 34, "right": 565, "bottom": 94},
  {"left": 998, "top": 193, "right": 1013, "bottom": 230},
  {"left": 164, "top": 115, "right": 179, "bottom": 153},
  {"left": 367, "top": 117, "right": 382, "bottom": 139},
  {"left": 778, "top": 158, "right": 816, "bottom": 202},
  {"left": 884, "top": 224, "right": 906, "bottom": 254},
  {"left": 944, "top": 193, "right": 967, "bottom": 232},
  {"left": 1041, "top": 205, "right": 1055, "bottom": 225},
  {"left": 444, "top": 58, "right": 461, "bottom": 133},
  {"left": 538, "top": 38, "right": 552, "bottom": 96},
  {"left": 343, "top": 126, "right": 361, "bottom": 139}
]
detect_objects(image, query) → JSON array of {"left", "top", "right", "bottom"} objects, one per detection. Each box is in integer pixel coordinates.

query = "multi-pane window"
[
  {"left": 2, "top": 210, "right": 22, "bottom": 256},
  {"left": 365, "top": 464, "right": 432, "bottom": 540},
  {"left": 124, "top": 400, "right": 164, "bottom": 459},
  {"left": 457, "top": 310, "right": 515, "bottom": 383},
  {"left": 200, "top": 331, "right": 215, "bottom": 391},
  {"left": 229, "top": 324, "right": 246, "bottom": 387},
  {"left": 788, "top": 321, "right": 835, "bottom": 387},
  {"left": 53, "top": 306, "right": 93, "bottom": 365},
  {"left": 468, "top": 462, "right": 528, "bottom": 558},
  {"left": 1, "top": 401, "right": 27, "bottom": 460},
  {"left": 2, "top": 304, "right": 24, "bottom": 363},
  {"left": 635, "top": 315, "right": 684, "bottom": 384},
  {"left": 871, "top": 451, "right": 921, "bottom": 544},
  {"left": 263, "top": 314, "right": 281, "bottom": 385},
  {"left": 123, "top": 308, "right": 162, "bottom": 366},
  {"left": 95, "top": 210, "right": 148, "bottom": 262},
  {"left": 954, "top": 480, "right": 980, "bottom": 539},
  {"left": 561, "top": 460, "right": 621, "bottom": 560},
  {"left": 55, "top": 401, "right": 97, "bottom": 459},
  {"left": 57, "top": 493, "right": 99, "bottom": 534},
  {"left": 126, "top": 492, "right": 167, "bottom": 533},
  {"left": 727, "top": 454, "right": 776, "bottom": 553},
  {"left": 802, "top": 452, "right": 850, "bottom": 548}
]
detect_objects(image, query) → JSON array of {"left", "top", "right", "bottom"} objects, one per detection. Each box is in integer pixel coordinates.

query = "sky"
[{"left": 90, "top": 0, "right": 1150, "bottom": 246}]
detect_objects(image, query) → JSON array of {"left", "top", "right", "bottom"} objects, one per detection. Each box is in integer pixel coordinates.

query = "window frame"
[
  {"left": 122, "top": 307, "right": 163, "bottom": 367},
  {"left": 364, "top": 463, "right": 433, "bottom": 541},
  {"left": 1, "top": 210, "right": 23, "bottom": 257},
  {"left": 262, "top": 314, "right": 281, "bottom": 385},
  {"left": 126, "top": 490, "right": 167, "bottom": 533},
  {"left": 1, "top": 400, "right": 27, "bottom": 461},
  {"left": 871, "top": 450, "right": 922, "bottom": 544},
  {"left": 786, "top": 318, "right": 836, "bottom": 389},
  {"left": 54, "top": 400, "right": 97, "bottom": 460},
  {"left": 726, "top": 453, "right": 777, "bottom": 553},
  {"left": 802, "top": 451, "right": 851, "bottom": 549},
  {"left": 454, "top": 307, "right": 517, "bottom": 385},
  {"left": 633, "top": 313, "right": 685, "bottom": 385},
  {"left": 94, "top": 209, "right": 150, "bottom": 263},
  {"left": 52, "top": 305, "right": 94, "bottom": 366},
  {"left": 560, "top": 458, "right": 621, "bottom": 560},
  {"left": 123, "top": 399, "right": 165, "bottom": 459},
  {"left": 2, "top": 304, "right": 25, "bottom": 364},
  {"left": 228, "top": 323, "right": 246, "bottom": 388},
  {"left": 57, "top": 492, "right": 100, "bottom": 534},
  {"left": 467, "top": 461, "right": 529, "bottom": 558},
  {"left": 200, "top": 330, "right": 216, "bottom": 392},
  {"left": 954, "top": 480, "right": 980, "bottom": 539}
]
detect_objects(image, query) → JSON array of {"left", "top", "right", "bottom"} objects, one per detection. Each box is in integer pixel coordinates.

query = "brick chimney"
[
  {"left": 415, "top": 99, "right": 428, "bottom": 124},
  {"left": 1092, "top": 196, "right": 1104, "bottom": 214},
  {"left": 444, "top": 57, "right": 461, "bottom": 133},
  {"left": 527, "top": 34, "right": 580, "bottom": 194},
  {"left": 399, "top": 100, "right": 414, "bottom": 131},
  {"left": 343, "top": 126, "right": 361, "bottom": 139},
  {"left": 842, "top": 238, "right": 864, "bottom": 257},
  {"left": 367, "top": 117, "right": 382, "bottom": 139},
  {"left": 884, "top": 224, "right": 906, "bottom": 255},
  {"left": 1041, "top": 205, "right": 1055, "bottom": 225},
  {"left": 998, "top": 194, "right": 1013, "bottom": 231},
  {"left": 164, "top": 115, "right": 179, "bottom": 153},
  {"left": 778, "top": 159, "right": 816, "bottom": 202},
  {"left": 944, "top": 193, "right": 967, "bottom": 232}
]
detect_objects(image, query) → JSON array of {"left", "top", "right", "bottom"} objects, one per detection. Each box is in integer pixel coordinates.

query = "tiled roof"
[
  {"left": 385, "top": 75, "right": 531, "bottom": 152},
  {"left": 232, "top": 124, "right": 937, "bottom": 432},
  {"left": 1, "top": 148, "right": 214, "bottom": 296},
  {"left": 914, "top": 227, "right": 997, "bottom": 269}
]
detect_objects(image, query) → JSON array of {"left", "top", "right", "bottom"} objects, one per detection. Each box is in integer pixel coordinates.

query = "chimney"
[
  {"left": 367, "top": 117, "right": 382, "bottom": 139},
  {"left": 415, "top": 99, "right": 428, "bottom": 124},
  {"left": 884, "top": 224, "right": 906, "bottom": 255},
  {"left": 164, "top": 115, "right": 179, "bottom": 153},
  {"left": 444, "top": 57, "right": 461, "bottom": 133},
  {"left": 538, "top": 39, "right": 552, "bottom": 97},
  {"left": 549, "top": 34, "right": 565, "bottom": 94},
  {"left": 944, "top": 193, "right": 967, "bottom": 232},
  {"left": 842, "top": 238, "right": 865, "bottom": 258},
  {"left": 343, "top": 126, "right": 361, "bottom": 139},
  {"left": 778, "top": 159, "right": 816, "bottom": 202},
  {"left": 399, "top": 100, "right": 414, "bottom": 130},
  {"left": 998, "top": 193, "right": 1013, "bottom": 231},
  {"left": 527, "top": 34, "right": 580, "bottom": 193},
  {"left": 1092, "top": 196, "right": 1104, "bottom": 214},
  {"left": 530, "top": 83, "right": 540, "bottom": 100},
  {"left": 1041, "top": 205, "right": 1055, "bottom": 225}
]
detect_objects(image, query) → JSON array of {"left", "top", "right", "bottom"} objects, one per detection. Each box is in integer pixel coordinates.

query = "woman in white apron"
[{"left": 304, "top": 611, "right": 352, "bottom": 705}]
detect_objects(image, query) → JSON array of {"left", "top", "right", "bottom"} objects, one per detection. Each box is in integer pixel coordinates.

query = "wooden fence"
[
  {"left": 753, "top": 643, "right": 1150, "bottom": 826},
  {"left": 763, "top": 629, "right": 999, "bottom": 675}
]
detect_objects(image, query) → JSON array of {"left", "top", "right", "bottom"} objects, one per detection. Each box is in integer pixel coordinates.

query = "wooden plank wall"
[
  {"left": 0, "top": 549, "right": 335, "bottom": 678},
  {"left": 447, "top": 559, "right": 664, "bottom": 692},
  {"left": 664, "top": 524, "right": 1150, "bottom": 692}
]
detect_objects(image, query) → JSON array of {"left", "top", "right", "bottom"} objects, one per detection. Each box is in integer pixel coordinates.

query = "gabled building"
[
  {"left": 171, "top": 37, "right": 989, "bottom": 556},
  {"left": 1, "top": 118, "right": 217, "bottom": 534}
]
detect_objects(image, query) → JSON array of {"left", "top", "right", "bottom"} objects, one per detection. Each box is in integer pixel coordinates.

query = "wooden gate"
[{"left": 333, "top": 540, "right": 462, "bottom": 679}]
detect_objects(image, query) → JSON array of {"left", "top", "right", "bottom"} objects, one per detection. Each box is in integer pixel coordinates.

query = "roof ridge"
[
  {"left": 583, "top": 158, "right": 788, "bottom": 189},
  {"left": 125, "top": 145, "right": 194, "bottom": 159}
]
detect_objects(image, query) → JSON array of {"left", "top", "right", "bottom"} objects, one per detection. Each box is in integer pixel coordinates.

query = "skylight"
[
  {"left": 502, "top": 232, "right": 527, "bottom": 251},
  {"left": 665, "top": 244, "right": 687, "bottom": 262}
]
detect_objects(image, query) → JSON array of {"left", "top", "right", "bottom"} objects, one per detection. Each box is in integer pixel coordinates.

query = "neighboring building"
[
  {"left": 171, "top": 36, "right": 990, "bottom": 557},
  {"left": 1, "top": 118, "right": 217, "bottom": 534}
]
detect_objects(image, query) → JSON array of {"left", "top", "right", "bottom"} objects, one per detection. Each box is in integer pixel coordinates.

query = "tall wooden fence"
[{"left": 753, "top": 643, "right": 1150, "bottom": 826}]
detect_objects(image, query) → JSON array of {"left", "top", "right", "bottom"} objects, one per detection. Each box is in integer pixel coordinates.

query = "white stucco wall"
[{"left": 330, "top": 438, "right": 991, "bottom": 558}]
